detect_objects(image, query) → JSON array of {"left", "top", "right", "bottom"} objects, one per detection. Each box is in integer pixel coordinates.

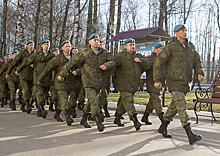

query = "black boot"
[
  {"left": 64, "top": 110, "right": 73, "bottom": 126},
  {"left": 80, "top": 113, "right": 91, "bottom": 128},
  {"left": 11, "top": 99, "right": 16, "bottom": 110},
  {"left": 37, "top": 108, "right": 42, "bottom": 117},
  {"left": 95, "top": 114, "right": 105, "bottom": 132},
  {"left": 20, "top": 102, "right": 26, "bottom": 112},
  {"left": 130, "top": 114, "right": 141, "bottom": 131},
  {"left": 158, "top": 120, "right": 172, "bottom": 138},
  {"left": 30, "top": 99, "right": 35, "bottom": 108},
  {"left": 100, "top": 109, "right": 105, "bottom": 122},
  {"left": 103, "top": 105, "right": 110, "bottom": 117},
  {"left": 4, "top": 99, "right": 7, "bottom": 106},
  {"left": 114, "top": 111, "right": 124, "bottom": 119},
  {"left": 49, "top": 102, "right": 55, "bottom": 112},
  {"left": 114, "top": 112, "right": 124, "bottom": 126},
  {"left": 35, "top": 99, "right": 39, "bottom": 108},
  {"left": 158, "top": 112, "right": 164, "bottom": 122},
  {"left": 184, "top": 124, "right": 202, "bottom": 145},
  {"left": 53, "top": 108, "right": 63, "bottom": 122},
  {"left": 141, "top": 112, "right": 152, "bottom": 125},
  {"left": 26, "top": 101, "right": 32, "bottom": 114},
  {"left": 9, "top": 101, "right": 12, "bottom": 108},
  {"left": 40, "top": 105, "right": 48, "bottom": 119},
  {"left": 18, "top": 95, "right": 22, "bottom": 104},
  {"left": 88, "top": 113, "right": 95, "bottom": 121},
  {"left": 70, "top": 107, "right": 77, "bottom": 118}
]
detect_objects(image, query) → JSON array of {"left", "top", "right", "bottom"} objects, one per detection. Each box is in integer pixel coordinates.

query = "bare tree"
[
  {"left": 49, "top": 0, "right": 53, "bottom": 47},
  {"left": 86, "top": 0, "right": 93, "bottom": 43},
  {"left": 14, "top": 0, "right": 26, "bottom": 51},
  {"left": 114, "top": 0, "right": 122, "bottom": 55},
  {"left": 1, "top": 0, "right": 8, "bottom": 56},
  {"left": 34, "top": 0, "right": 41, "bottom": 49}
]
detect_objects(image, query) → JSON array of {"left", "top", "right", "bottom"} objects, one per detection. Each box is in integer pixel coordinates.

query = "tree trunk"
[
  {"left": 93, "top": 0, "right": 98, "bottom": 33},
  {"left": 59, "top": 0, "right": 72, "bottom": 47},
  {"left": 49, "top": 0, "right": 53, "bottom": 47},
  {"left": 86, "top": 0, "right": 93, "bottom": 44},
  {"left": 114, "top": 0, "right": 122, "bottom": 55},
  {"left": 1, "top": 0, "right": 8, "bottom": 56},
  {"left": 71, "top": 0, "right": 80, "bottom": 47},
  {"left": 158, "top": 0, "right": 168, "bottom": 28},
  {"left": 14, "top": 0, "right": 26, "bottom": 52},
  {"left": 34, "top": 0, "right": 42, "bottom": 49}
]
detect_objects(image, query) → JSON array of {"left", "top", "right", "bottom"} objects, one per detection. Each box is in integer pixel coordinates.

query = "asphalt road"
[{"left": 0, "top": 103, "right": 220, "bottom": 156}]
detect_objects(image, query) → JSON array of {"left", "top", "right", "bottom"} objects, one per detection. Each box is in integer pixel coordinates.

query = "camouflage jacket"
[
  {"left": 0, "top": 58, "right": 19, "bottom": 84},
  {"left": 0, "top": 61, "right": 8, "bottom": 84},
  {"left": 58, "top": 47, "right": 115, "bottom": 90},
  {"left": 153, "top": 37, "right": 204, "bottom": 93},
  {"left": 146, "top": 52, "right": 165, "bottom": 94},
  {"left": 37, "top": 52, "right": 79, "bottom": 91},
  {"left": 17, "top": 50, "right": 55, "bottom": 87},
  {"left": 115, "top": 49, "right": 152, "bottom": 93},
  {"left": 6, "top": 49, "right": 34, "bottom": 81}
]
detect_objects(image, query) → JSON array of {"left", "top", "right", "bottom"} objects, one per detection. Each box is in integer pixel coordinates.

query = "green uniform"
[
  {"left": 145, "top": 52, "right": 165, "bottom": 116},
  {"left": 0, "top": 61, "right": 9, "bottom": 99},
  {"left": 37, "top": 53, "right": 77, "bottom": 113},
  {"left": 50, "top": 71, "right": 58, "bottom": 103},
  {"left": 17, "top": 50, "right": 55, "bottom": 106},
  {"left": 115, "top": 49, "right": 151, "bottom": 117},
  {"left": 58, "top": 47, "right": 115, "bottom": 117},
  {"left": 0, "top": 58, "right": 19, "bottom": 101},
  {"left": 6, "top": 49, "right": 34, "bottom": 102},
  {"left": 153, "top": 37, "right": 204, "bottom": 127}
]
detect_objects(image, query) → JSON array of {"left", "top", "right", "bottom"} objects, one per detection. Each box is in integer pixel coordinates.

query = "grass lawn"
[{"left": 108, "top": 92, "right": 220, "bottom": 113}]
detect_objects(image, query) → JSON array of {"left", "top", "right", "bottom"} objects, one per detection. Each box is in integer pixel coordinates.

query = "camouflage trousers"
[
  {"left": 50, "top": 84, "right": 58, "bottom": 103},
  {"left": 57, "top": 90, "right": 76, "bottom": 114},
  {"left": 8, "top": 81, "right": 19, "bottom": 101},
  {"left": 35, "top": 85, "right": 50, "bottom": 106},
  {"left": 164, "top": 91, "right": 191, "bottom": 127},
  {"left": 116, "top": 91, "right": 137, "bottom": 117},
  {"left": 83, "top": 88, "right": 101, "bottom": 117},
  {"left": 0, "top": 83, "right": 9, "bottom": 99},
  {"left": 75, "top": 84, "right": 85, "bottom": 103},
  {"left": 145, "top": 92, "right": 164, "bottom": 116},
  {"left": 100, "top": 88, "right": 110, "bottom": 107},
  {"left": 20, "top": 79, "right": 33, "bottom": 102}
]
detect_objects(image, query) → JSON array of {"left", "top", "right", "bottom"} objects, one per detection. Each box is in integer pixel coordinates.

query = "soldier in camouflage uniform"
[
  {"left": 16, "top": 40, "right": 55, "bottom": 119},
  {"left": 153, "top": 24, "right": 204, "bottom": 145},
  {"left": 141, "top": 43, "right": 165, "bottom": 125},
  {"left": 0, "top": 51, "right": 19, "bottom": 110},
  {"left": 114, "top": 38, "right": 152, "bottom": 131},
  {"left": 71, "top": 47, "right": 85, "bottom": 110},
  {"left": 38, "top": 41, "right": 79, "bottom": 126},
  {"left": 58, "top": 34, "right": 115, "bottom": 132},
  {"left": 6, "top": 41, "right": 35, "bottom": 112},
  {"left": 0, "top": 53, "right": 10, "bottom": 107}
]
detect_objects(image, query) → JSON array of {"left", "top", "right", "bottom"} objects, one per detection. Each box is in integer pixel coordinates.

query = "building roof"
[{"left": 108, "top": 26, "right": 171, "bottom": 42}]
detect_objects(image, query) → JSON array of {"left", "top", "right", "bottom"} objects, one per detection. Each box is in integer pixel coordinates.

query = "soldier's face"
[
  {"left": 89, "top": 38, "right": 100, "bottom": 49},
  {"left": 155, "top": 46, "right": 163, "bottom": 55},
  {"left": 12, "top": 53, "right": 17, "bottom": 59},
  {"left": 41, "top": 43, "right": 50, "bottom": 52},
  {"left": 61, "top": 43, "right": 71, "bottom": 54},
  {"left": 4, "top": 55, "right": 9, "bottom": 61},
  {"left": 99, "top": 42, "right": 103, "bottom": 48},
  {"left": 71, "top": 49, "right": 78, "bottom": 54},
  {"left": 27, "top": 43, "right": 34, "bottom": 52},
  {"left": 53, "top": 50, "right": 59, "bottom": 56},
  {"left": 125, "top": 42, "right": 135, "bottom": 53},
  {"left": 175, "top": 28, "right": 187, "bottom": 40}
]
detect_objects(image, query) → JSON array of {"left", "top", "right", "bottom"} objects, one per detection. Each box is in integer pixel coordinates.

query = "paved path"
[{"left": 0, "top": 104, "right": 220, "bottom": 156}]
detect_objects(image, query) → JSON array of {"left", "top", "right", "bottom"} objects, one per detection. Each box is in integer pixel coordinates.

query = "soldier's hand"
[
  {"left": 72, "top": 71, "right": 77, "bottom": 75},
  {"left": 15, "top": 71, "right": 19, "bottom": 76},
  {"left": 134, "top": 58, "right": 141, "bottom": 63},
  {"left": 57, "top": 76, "right": 64, "bottom": 82},
  {"left": 99, "top": 64, "right": 107, "bottom": 70},
  {"left": 30, "top": 64, "right": 34, "bottom": 68},
  {"left": 5, "top": 74, "right": 10, "bottom": 79},
  {"left": 198, "top": 75, "right": 203, "bottom": 82},
  {"left": 154, "top": 82, "right": 162, "bottom": 89},
  {"left": 38, "top": 82, "right": 41, "bottom": 85}
]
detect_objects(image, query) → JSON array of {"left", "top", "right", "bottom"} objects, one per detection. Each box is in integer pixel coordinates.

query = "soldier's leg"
[
  {"left": 18, "top": 83, "right": 22, "bottom": 104},
  {"left": 142, "top": 94, "right": 153, "bottom": 125},
  {"left": 8, "top": 81, "right": 16, "bottom": 110},
  {"left": 0, "top": 83, "right": 7, "bottom": 107},
  {"left": 84, "top": 88, "right": 104, "bottom": 132},
  {"left": 120, "top": 91, "right": 141, "bottom": 131},
  {"left": 69, "top": 90, "right": 77, "bottom": 118},
  {"left": 35, "top": 85, "right": 48, "bottom": 118},
  {"left": 78, "top": 86, "right": 85, "bottom": 110},
  {"left": 101, "top": 88, "right": 110, "bottom": 117},
  {"left": 19, "top": 79, "right": 31, "bottom": 112},
  {"left": 57, "top": 90, "right": 73, "bottom": 126},
  {"left": 114, "top": 96, "right": 125, "bottom": 126}
]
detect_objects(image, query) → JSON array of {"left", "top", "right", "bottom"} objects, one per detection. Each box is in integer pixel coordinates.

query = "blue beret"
[
  {"left": 99, "top": 39, "right": 103, "bottom": 43},
  {"left": 4, "top": 53, "right": 9, "bottom": 56},
  {"left": 52, "top": 48, "right": 59, "bottom": 52},
  {"left": 12, "top": 51, "right": 18, "bottom": 55},
  {"left": 124, "top": 38, "right": 135, "bottom": 45},
  {"left": 88, "top": 34, "right": 99, "bottom": 41},
  {"left": 71, "top": 47, "right": 77, "bottom": 51},
  {"left": 41, "top": 40, "right": 50, "bottom": 45},
  {"left": 155, "top": 43, "right": 164, "bottom": 49},
  {"left": 26, "top": 41, "right": 34, "bottom": 45},
  {"left": 1, "top": 57, "right": 4, "bottom": 59},
  {"left": 174, "top": 24, "right": 186, "bottom": 32},
  {"left": 61, "top": 40, "right": 70, "bottom": 47}
]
